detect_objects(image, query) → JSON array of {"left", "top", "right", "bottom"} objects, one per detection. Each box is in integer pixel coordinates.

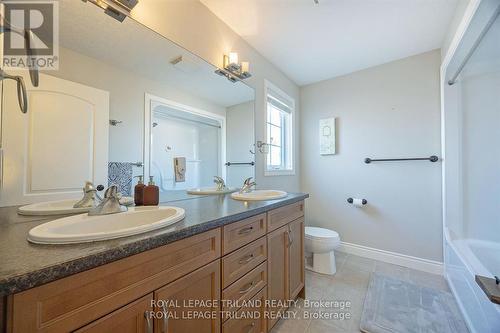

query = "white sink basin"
[
  {"left": 18, "top": 197, "right": 134, "bottom": 216},
  {"left": 186, "top": 187, "right": 238, "bottom": 195},
  {"left": 231, "top": 190, "right": 288, "bottom": 201},
  {"left": 27, "top": 206, "right": 185, "bottom": 244}
]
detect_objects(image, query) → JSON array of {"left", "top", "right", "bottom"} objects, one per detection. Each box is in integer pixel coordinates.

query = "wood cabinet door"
[
  {"left": 266, "top": 225, "right": 289, "bottom": 330},
  {"left": 9, "top": 229, "right": 220, "bottom": 333},
  {"left": 154, "top": 260, "right": 220, "bottom": 333},
  {"left": 288, "top": 217, "right": 305, "bottom": 299},
  {"left": 74, "top": 294, "right": 153, "bottom": 333}
]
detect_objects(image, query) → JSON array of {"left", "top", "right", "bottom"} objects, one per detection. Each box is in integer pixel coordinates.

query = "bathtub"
[{"left": 445, "top": 229, "right": 500, "bottom": 333}]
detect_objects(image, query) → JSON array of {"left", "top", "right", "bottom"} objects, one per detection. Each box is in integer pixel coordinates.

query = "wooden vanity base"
[{"left": 5, "top": 201, "right": 305, "bottom": 333}]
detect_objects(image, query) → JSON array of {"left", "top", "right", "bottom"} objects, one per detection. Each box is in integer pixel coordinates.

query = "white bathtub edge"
[
  {"left": 445, "top": 269, "right": 478, "bottom": 333},
  {"left": 445, "top": 236, "right": 500, "bottom": 332}
]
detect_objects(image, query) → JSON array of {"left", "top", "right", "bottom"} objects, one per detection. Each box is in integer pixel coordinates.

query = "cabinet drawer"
[
  {"left": 222, "top": 261, "right": 267, "bottom": 313},
  {"left": 223, "top": 213, "right": 266, "bottom": 254},
  {"left": 9, "top": 228, "right": 221, "bottom": 333},
  {"left": 222, "top": 287, "right": 267, "bottom": 333},
  {"left": 222, "top": 237, "right": 267, "bottom": 288},
  {"left": 267, "top": 201, "right": 304, "bottom": 232},
  {"left": 74, "top": 294, "right": 153, "bottom": 333}
]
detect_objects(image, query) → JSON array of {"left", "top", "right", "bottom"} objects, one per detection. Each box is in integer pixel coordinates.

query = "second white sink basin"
[
  {"left": 18, "top": 197, "right": 134, "bottom": 216},
  {"left": 231, "top": 190, "right": 288, "bottom": 201},
  {"left": 186, "top": 187, "right": 238, "bottom": 195},
  {"left": 27, "top": 206, "right": 185, "bottom": 244}
]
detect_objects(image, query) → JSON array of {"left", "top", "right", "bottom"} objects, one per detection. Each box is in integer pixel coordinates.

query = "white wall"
[
  {"left": 151, "top": 110, "right": 220, "bottom": 191},
  {"left": 300, "top": 50, "right": 443, "bottom": 261},
  {"left": 458, "top": 13, "right": 500, "bottom": 242},
  {"left": 461, "top": 71, "right": 500, "bottom": 242},
  {"left": 440, "top": 0, "right": 500, "bottom": 243},
  {"left": 131, "top": 0, "right": 301, "bottom": 192},
  {"left": 226, "top": 101, "right": 255, "bottom": 187}
]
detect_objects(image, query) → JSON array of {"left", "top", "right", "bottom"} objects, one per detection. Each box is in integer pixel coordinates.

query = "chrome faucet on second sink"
[{"left": 239, "top": 177, "right": 256, "bottom": 193}]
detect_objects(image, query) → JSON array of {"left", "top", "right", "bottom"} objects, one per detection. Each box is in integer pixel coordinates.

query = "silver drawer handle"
[
  {"left": 238, "top": 253, "right": 254, "bottom": 264},
  {"left": 238, "top": 226, "right": 254, "bottom": 235},
  {"left": 245, "top": 322, "right": 256, "bottom": 333},
  {"left": 144, "top": 311, "right": 153, "bottom": 333},
  {"left": 162, "top": 305, "right": 169, "bottom": 333},
  {"left": 287, "top": 225, "right": 293, "bottom": 247},
  {"left": 239, "top": 281, "right": 255, "bottom": 294}
]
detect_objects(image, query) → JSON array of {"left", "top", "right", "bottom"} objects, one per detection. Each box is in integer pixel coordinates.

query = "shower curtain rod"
[{"left": 448, "top": 6, "right": 500, "bottom": 85}]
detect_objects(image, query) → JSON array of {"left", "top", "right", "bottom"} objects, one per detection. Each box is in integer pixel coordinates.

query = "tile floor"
[{"left": 270, "top": 251, "right": 455, "bottom": 333}]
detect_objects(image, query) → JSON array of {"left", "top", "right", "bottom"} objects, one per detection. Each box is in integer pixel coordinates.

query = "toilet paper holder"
[{"left": 347, "top": 198, "right": 367, "bottom": 205}]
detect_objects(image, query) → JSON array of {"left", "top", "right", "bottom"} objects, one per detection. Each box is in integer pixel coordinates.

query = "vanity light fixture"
[
  {"left": 215, "top": 52, "right": 252, "bottom": 82},
  {"left": 84, "top": 0, "right": 138, "bottom": 22}
]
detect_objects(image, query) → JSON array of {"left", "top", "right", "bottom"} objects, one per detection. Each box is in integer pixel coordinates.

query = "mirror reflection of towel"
[
  {"left": 174, "top": 157, "right": 186, "bottom": 182},
  {"left": 108, "top": 162, "right": 133, "bottom": 196}
]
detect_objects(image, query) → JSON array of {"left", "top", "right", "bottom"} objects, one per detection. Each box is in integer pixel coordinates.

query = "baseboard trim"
[{"left": 338, "top": 241, "right": 444, "bottom": 275}]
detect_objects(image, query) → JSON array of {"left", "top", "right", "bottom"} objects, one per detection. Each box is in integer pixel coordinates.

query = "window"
[{"left": 265, "top": 80, "right": 294, "bottom": 175}]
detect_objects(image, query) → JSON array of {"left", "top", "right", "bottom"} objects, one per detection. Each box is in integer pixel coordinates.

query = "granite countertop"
[{"left": 0, "top": 193, "right": 308, "bottom": 296}]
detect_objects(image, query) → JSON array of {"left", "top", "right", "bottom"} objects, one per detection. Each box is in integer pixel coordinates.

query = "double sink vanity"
[{"left": 0, "top": 192, "right": 308, "bottom": 333}]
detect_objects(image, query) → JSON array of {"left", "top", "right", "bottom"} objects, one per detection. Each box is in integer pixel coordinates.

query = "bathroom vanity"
[{"left": 0, "top": 194, "right": 307, "bottom": 333}]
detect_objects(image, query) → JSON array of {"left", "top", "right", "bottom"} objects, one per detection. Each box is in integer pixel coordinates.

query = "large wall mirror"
[{"left": 0, "top": 1, "right": 255, "bottom": 206}]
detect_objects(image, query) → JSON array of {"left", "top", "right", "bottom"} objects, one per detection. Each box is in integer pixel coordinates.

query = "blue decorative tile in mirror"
[{"left": 108, "top": 162, "right": 133, "bottom": 197}]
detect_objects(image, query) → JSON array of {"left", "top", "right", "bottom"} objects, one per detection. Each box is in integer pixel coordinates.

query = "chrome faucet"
[
  {"left": 213, "top": 176, "right": 226, "bottom": 191},
  {"left": 88, "top": 185, "right": 127, "bottom": 216},
  {"left": 239, "top": 177, "right": 256, "bottom": 193},
  {"left": 73, "top": 181, "right": 102, "bottom": 209}
]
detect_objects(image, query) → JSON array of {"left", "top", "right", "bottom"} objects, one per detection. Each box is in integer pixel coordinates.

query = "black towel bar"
[
  {"left": 225, "top": 162, "right": 255, "bottom": 166},
  {"left": 364, "top": 156, "right": 439, "bottom": 164}
]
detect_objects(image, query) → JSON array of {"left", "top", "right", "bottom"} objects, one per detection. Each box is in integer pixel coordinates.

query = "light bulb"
[
  {"left": 229, "top": 52, "right": 239, "bottom": 65},
  {"left": 241, "top": 61, "right": 249, "bottom": 73}
]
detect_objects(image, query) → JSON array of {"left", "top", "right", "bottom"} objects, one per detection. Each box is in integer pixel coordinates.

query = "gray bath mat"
[{"left": 360, "top": 273, "right": 468, "bottom": 333}]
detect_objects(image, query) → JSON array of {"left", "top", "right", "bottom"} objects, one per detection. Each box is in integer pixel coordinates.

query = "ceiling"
[{"left": 201, "top": 0, "right": 462, "bottom": 86}]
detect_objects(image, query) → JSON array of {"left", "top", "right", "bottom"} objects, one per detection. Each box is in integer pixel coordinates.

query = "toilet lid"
[{"left": 305, "top": 226, "right": 339, "bottom": 240}]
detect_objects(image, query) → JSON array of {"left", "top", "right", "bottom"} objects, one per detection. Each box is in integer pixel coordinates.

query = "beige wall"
[
  {"left": 300, "top": 50, "right": 443, "bottom": 262},
  {"left": 226, "top": 101, "right": 255, "bottom": 186},
  {"left": 131, "top": 0, "right": 301, "bottom": 192}
]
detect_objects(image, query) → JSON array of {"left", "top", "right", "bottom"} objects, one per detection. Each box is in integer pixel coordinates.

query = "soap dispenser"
[
  {"left": 144, "top": 176, "right": 159, "bottom": 206},
  {"left": 134, "top": 175, "right": 145, "bottom": 206}
]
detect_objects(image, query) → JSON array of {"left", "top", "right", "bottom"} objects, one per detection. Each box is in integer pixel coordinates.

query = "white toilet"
[{"left": 305, "top": 227, "right": 341, "bottom": 275}]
